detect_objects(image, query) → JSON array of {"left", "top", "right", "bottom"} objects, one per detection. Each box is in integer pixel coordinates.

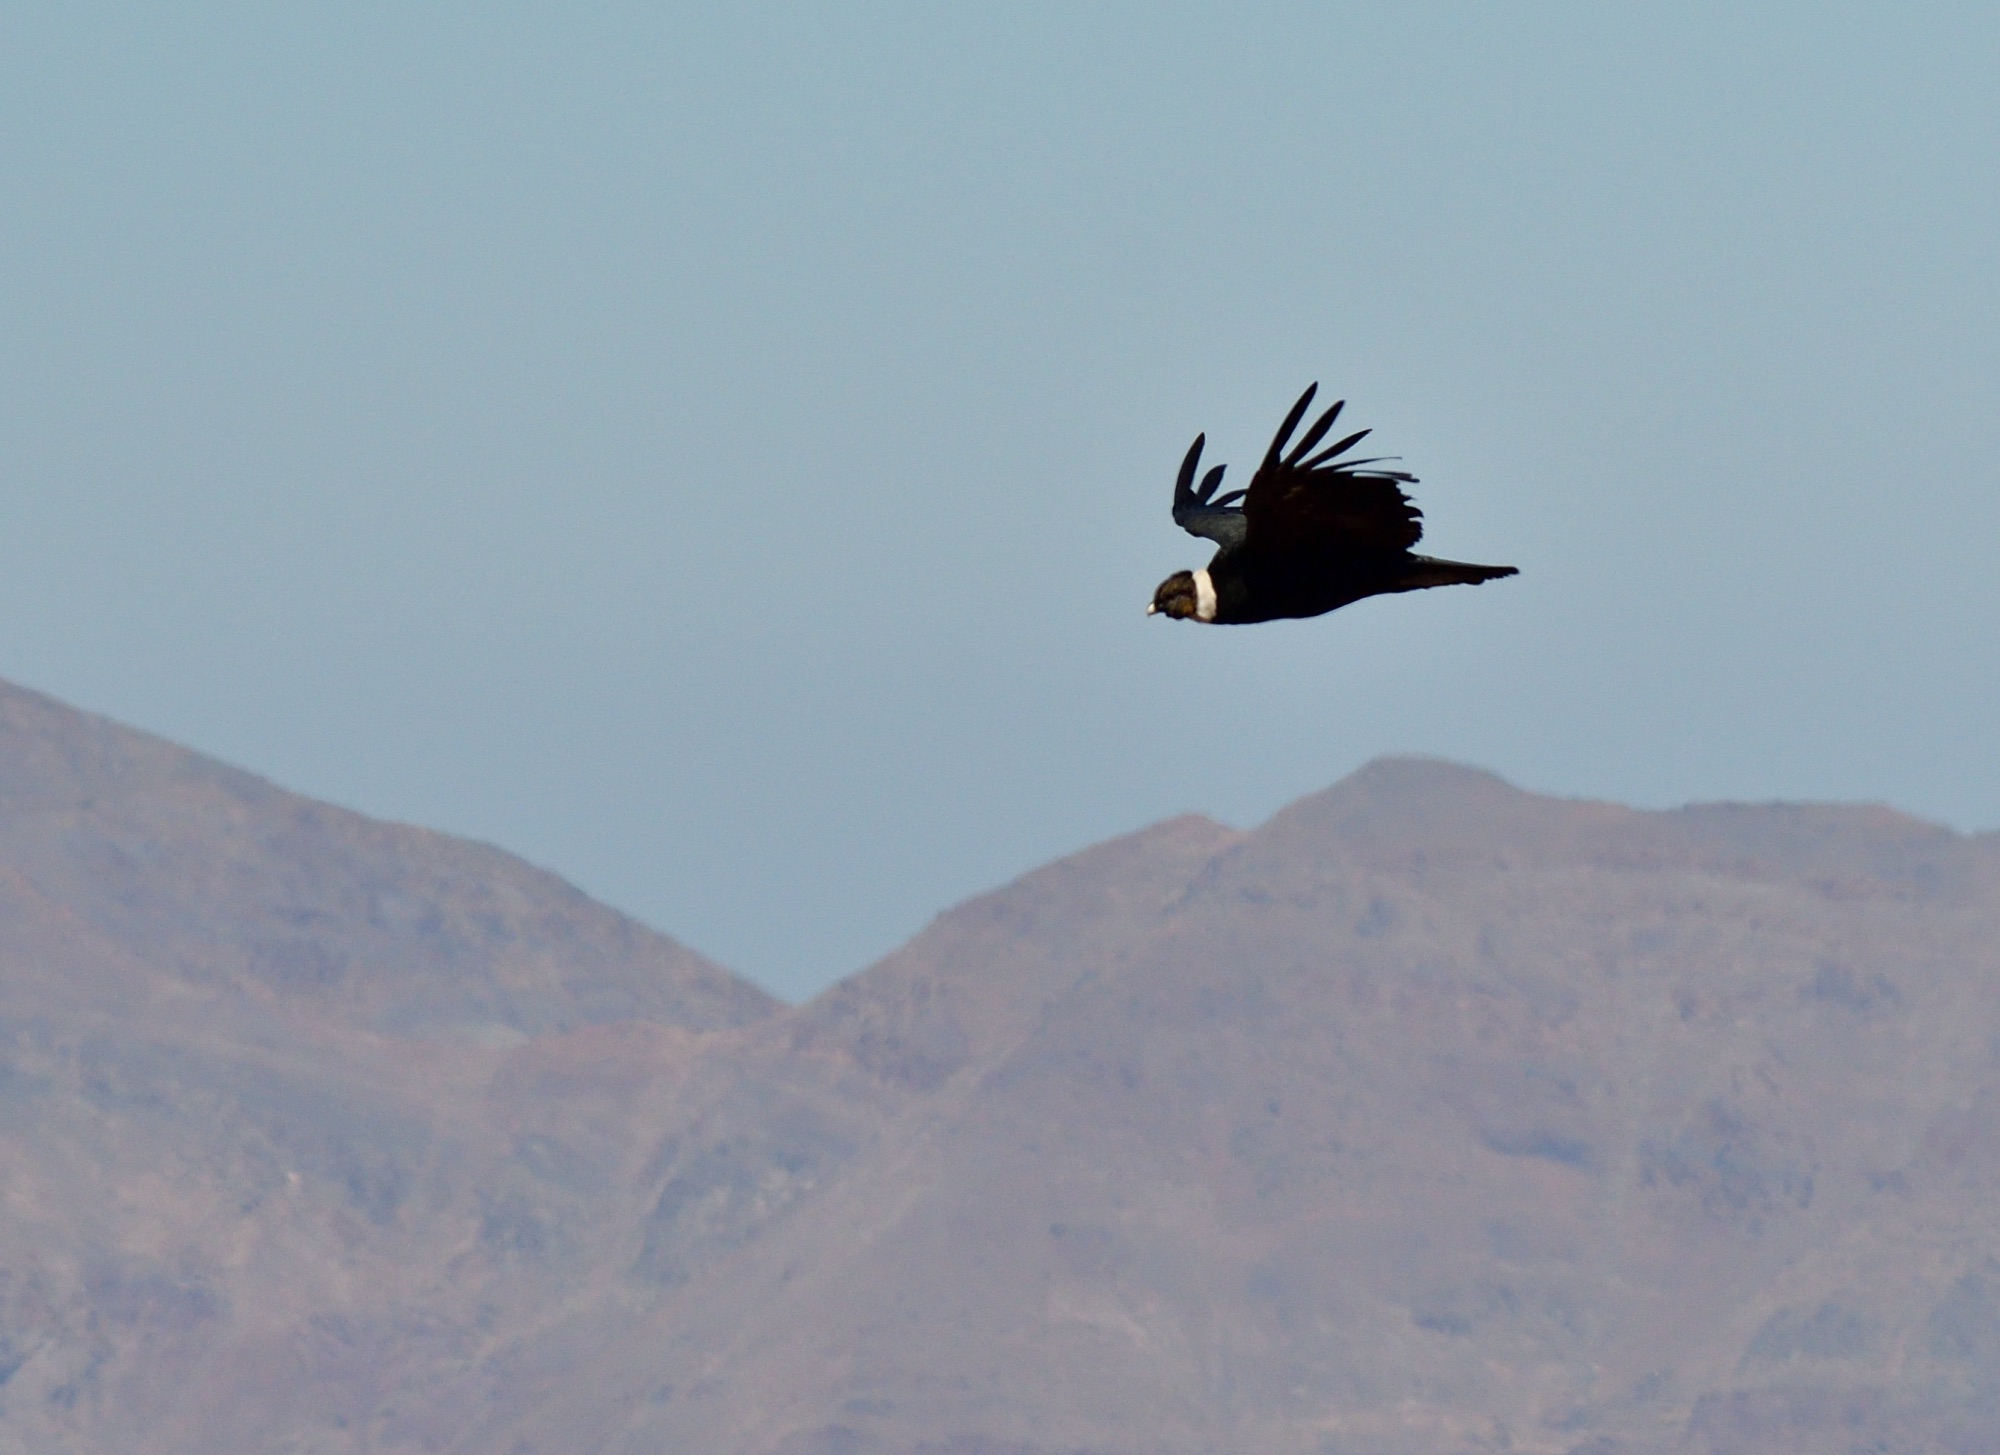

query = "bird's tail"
[{"left": 1396, "top": 556, "right": 1519, "bottom": 590}]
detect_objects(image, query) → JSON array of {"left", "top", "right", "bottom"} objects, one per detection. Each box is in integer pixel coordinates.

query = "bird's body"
[{"left": 1149, "top": 385, "right": 1516, "bottom": 624}]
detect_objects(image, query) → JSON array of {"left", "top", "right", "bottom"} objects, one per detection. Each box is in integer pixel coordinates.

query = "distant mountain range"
[{"left": 2, "top": 676, "right": 1997, "bottom": 1454}]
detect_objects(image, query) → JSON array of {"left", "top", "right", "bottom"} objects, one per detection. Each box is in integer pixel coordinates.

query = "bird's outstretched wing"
[
  {"left": 1240, "top": 384, "right": 1423, "bottom": 556},
  {"left": 1170, "top": 434, "right": 1249, "bottom": 552}
]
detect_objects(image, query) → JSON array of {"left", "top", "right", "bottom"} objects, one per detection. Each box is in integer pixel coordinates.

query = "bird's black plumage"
[{"left": 1148, "top": 384, "right": 1517, "bottom": 624}]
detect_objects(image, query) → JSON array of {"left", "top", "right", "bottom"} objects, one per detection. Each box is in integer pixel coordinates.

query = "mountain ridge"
[
  {"left": 3, "top": 676, "right": 1999, "bottom": 1453},
  {"left": 0, "top": 677, "right": 776, "bottom": 1038}
]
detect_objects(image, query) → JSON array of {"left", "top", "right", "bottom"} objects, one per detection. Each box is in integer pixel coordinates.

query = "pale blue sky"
[{"left": 4, "top": 6, "right": 1997, "bottom": 999}]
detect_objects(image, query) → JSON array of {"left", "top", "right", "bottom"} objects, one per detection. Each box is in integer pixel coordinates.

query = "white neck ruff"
[{"left": 1193, "top": 568, "right": 1218, "bottom": 623}]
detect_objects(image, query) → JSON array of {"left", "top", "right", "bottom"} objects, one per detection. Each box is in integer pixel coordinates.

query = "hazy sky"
[{"left": 4, "top": 5, "right": 1997, "bottom": 1000}]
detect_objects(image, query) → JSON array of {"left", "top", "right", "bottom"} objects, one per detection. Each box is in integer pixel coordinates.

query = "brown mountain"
[
  {"left": 0, "top": 678, "right": 775, "bottom": 1452},
  {"left": 3, "top": 678, "right": 1999, "bottom": 1454},
  {"left": 0, "top": 679, "right": 773, "bottom": 1040}
]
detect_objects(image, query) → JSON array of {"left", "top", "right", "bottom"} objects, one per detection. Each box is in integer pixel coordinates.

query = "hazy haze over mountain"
[
  {"left": 4, "top": 677, "right": 2000, "bottom": 1453},
  {"left": 6, "top": 7, "right": 1997, "bottom": 996}
]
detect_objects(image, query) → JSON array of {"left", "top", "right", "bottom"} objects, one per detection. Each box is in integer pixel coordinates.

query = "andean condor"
[{"left": 1148, "top": 384, "right": 1516, "bottom": 624}]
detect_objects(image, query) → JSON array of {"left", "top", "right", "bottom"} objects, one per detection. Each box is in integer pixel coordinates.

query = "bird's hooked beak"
[{"left": 1145, "top": 600, "right": 1158, "bottom": 616}]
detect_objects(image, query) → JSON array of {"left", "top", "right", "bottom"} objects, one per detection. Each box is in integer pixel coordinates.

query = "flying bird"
[{"left": 1148, "top": 384, "right": 1516, "bottom": 624}]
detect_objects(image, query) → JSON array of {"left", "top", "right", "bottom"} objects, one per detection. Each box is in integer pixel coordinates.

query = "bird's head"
[{"left": 1147, "top": 571, "right": 1200, "bottom": 620}]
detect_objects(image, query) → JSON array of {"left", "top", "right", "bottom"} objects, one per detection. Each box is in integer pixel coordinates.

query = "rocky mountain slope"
[
  {"left": 3, "top": 677, "right": 1999, "bottom": 1454},
  {"left": 0, "top": 679, "right": 775, "bottom": 1453},
  {"left": 0, "top": 680, "right": 773, "bottom": 1041}
]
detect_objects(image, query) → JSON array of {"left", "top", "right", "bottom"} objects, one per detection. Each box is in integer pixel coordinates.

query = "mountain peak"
[
  {"left": 1248, "top": 755, "right": 1619, "bottom": 872},
  {"left": 9, "top": 678, "right": 2000, "bottom": 1455},
  {"left": 0, "top": 676, "right": 775, "bottom": 1039}
]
